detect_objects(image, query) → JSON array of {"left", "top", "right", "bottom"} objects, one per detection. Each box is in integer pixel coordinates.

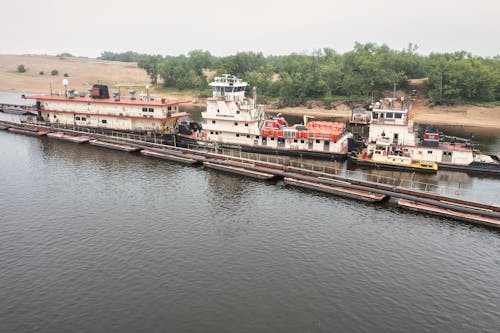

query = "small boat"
[{"left": 351, "top": 143, "right": 438, "bottom": 173}]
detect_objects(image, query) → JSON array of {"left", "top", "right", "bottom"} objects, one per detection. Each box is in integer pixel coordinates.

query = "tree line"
[{"left": 98, "top": 43, "right": 500, "bottom": 106}]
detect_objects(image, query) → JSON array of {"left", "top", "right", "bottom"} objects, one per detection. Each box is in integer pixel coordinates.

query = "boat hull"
[
  {"left": 176, "top": 135, "right": 348, "bottom": 160},
  {"left": 438, "top": 161, "right": 500, "bottom": 175},
  {"left": 350, "top": 156, "right": 437, "bottom": 173}
]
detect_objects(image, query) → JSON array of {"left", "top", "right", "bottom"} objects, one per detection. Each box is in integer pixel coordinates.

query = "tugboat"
[
  {"left": 177, "top": 75, "right": 353, "bottom": 159},
  {"left": 350, "top": 97, "right": 500, "bottom": 174}
]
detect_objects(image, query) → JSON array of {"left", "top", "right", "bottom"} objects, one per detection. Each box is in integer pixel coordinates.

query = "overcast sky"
[{"left": 1, "top": 0, "right": 499, "bottom": 57}]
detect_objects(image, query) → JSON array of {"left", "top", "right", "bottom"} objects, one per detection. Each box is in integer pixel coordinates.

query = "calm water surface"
[{"left": 1, "top": 115, "right": 500, "bottom": 332}]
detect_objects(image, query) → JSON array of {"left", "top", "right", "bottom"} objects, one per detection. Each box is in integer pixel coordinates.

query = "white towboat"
[
  {"left": 351, "top": 98, "right": 500, "bottom": 174},
  {"left": 177, "top": 75, "right": 353, "bottom": 159}
]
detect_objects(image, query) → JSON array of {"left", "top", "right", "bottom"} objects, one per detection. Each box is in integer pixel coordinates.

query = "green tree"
[{"left": 51, "top": 69, "right": 58, "bottom": 76}]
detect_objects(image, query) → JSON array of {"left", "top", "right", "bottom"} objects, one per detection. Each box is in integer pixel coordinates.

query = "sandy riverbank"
[{"left": 268, "top": 102, "right": 500, "bottom": 129}]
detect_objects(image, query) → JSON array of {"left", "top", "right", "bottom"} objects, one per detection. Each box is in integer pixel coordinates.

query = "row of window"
[
  {"left": 142, "top": 108, "right": 155, "bottom": 112},
  {"left": 216, "top": 109, "right": 240, "bottom": 114},
  {"left": 211, "top": 120, "right": 248, "bottom": 126},
  {"left": 372, "top": 112, "right": 403, "bottom": 119},
  {"left": 207, "top": 132, "right": 324, "bottom": 144},
  {"left": 75, "top": 116, "right": 107, "bottom": 124}
]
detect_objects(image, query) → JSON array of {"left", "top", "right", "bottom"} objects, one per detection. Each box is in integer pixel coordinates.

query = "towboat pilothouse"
[
  {"left": 177, "top": 75, "right": 353, "bottom": 159},
  {"left": 351, "top": 97, "right": 500, "bottom": 174}
]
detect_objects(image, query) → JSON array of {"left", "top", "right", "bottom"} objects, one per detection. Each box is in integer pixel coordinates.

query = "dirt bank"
[{"left": 269, "top": 102, "right": 500, "bottom": 128}]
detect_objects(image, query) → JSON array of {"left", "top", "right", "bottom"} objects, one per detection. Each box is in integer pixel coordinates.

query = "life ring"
[
  {"left": 455, "top": 189, "right": 461, "bottom": 195},
  {"left": 286, "top": 138, "right": 291, "bottom": 144}
]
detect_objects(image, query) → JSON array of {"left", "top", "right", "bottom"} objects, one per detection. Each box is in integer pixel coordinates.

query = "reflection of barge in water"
[
  {"left": 350, "top": 97, "right": 500, "bottom": 175},
  {"left": 176, "top": 75, "right": 354, "bottom": 160}
]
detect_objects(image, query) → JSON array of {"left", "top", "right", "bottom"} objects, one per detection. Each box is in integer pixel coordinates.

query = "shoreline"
[{"left": 2, "top": 88, "right": 499, "bottom": 129}]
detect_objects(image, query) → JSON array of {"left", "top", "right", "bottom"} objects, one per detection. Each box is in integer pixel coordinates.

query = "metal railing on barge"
[{"left": 9, "top": 120, "right": 500, "bottom": 207}]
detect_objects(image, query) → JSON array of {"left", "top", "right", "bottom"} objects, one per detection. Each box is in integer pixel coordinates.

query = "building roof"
[{"left": 25, "top": 94, "right": 191, "bottom": 107}]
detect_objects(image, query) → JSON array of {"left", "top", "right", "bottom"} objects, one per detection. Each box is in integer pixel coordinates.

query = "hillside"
[{"left": 0, "top": 55, "right": 150, "bottom": 93}]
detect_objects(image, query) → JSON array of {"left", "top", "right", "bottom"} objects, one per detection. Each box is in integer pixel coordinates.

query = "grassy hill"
[{"left": 0, "top": 54, "right": 150, "bottom": 94}]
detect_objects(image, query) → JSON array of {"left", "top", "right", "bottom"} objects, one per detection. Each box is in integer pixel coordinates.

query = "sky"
[{"left": 1, "top": 0, "right": 499, "bottom": 57}]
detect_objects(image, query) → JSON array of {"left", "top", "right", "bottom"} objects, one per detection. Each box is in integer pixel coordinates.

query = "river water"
[{"left": 1, "top": 119, "right": 500, "bottom": 332}]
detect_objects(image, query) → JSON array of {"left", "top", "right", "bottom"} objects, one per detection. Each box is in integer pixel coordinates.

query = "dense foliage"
[{"left": 99, "top": 44, "right": 500, "bottom": 106}]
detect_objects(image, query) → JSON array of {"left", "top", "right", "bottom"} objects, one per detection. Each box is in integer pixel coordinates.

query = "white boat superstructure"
[
  {"left": 183, "top": 75, "right": 353, "bottom": 159},
  {"left": 27, "top": 84, "right": 191, "bottom": 133},
  {"left": 363, "top": 98, "right": 500, "bottom": 172}
]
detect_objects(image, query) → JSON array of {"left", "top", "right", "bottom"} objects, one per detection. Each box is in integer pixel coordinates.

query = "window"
[
  {"left": 236, "top": 133, "right": 240, "bottom": 137},
  {"left": 256, "top": 136, "right": 259, "bottom": 139},
  {"left": 234, "top": 122, "right": 238, "bottom": 126},
  {"left": 215, "top": 132, "right": 219, "bottom": 135},
  {"left": 142, "top": 107, "right": 147, "bottom": 112},
  {"left": 167, "top": 106, "right": 172, "bottom": 111},
  {"left": 246, "top": 135, "right": 250, "bottom": 138},
  {"left": 271, "top": 137, "right": 275, "bottom": 141},
  {"left": 102, "top": 119, "right": 107, "bottom": 124},
  {"left": 217, "top": 109, "right": 220, "bottom": 113},
  {"left": 149, "top": 108, "right": 154, "bottom": 112},
  {"left": 386, "top": 113, "right": 394, "bottom": 119},
  {"left": 372, "top": 113, "right": 378, "bottom": 119},
  {"left": 294, "top": 139, "right": 298, "bottom": 143},
  {"left": 244, "top": 123, "right": 248, "bottom": 127},
  {"left": 53, "top": 115, "right": 57, "bottom": 119},
  {"left": 212, "top": 120, "right": 216, "bottom": 124},
  {"left": 210, "top": 131, "right": 214, "bottom": 134},
  {"left": 300, "top": 140, "right": 305, "bottom": 143},
  {"left": 81, "top": 117, "right": 86, "bottom": 121},
  {"left": 316, "top": 140, "right": 320, "bottom": 144},
  {"left": 236, "top": 110, "right": 240, "bottom": 114},
  {"left": 427, "top": 150, "right": 433, "bottom": 154},
  {"left": 395, "top": 113, "right": 403, "bottom": 119},
  {"left": 75, "top": 116, "right": 81, "bottom": 120}
]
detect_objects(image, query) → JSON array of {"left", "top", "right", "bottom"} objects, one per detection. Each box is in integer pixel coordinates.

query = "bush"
[
  {"left": 17, "top": 64, "right": 26, "bottom": 73},
  {"left": 51, "top": 69, "right": 59, "bottom": 76},
  {"left": 63, "top": 73, "right": 69, "bottom": 77},
  {"left": 39, "top": 71, "right": 44, "bottom": 75}
]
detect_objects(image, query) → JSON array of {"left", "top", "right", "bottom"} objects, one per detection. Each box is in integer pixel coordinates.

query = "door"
[{"left": 393, "top": 133, "right": 399, "bottom": 145}]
